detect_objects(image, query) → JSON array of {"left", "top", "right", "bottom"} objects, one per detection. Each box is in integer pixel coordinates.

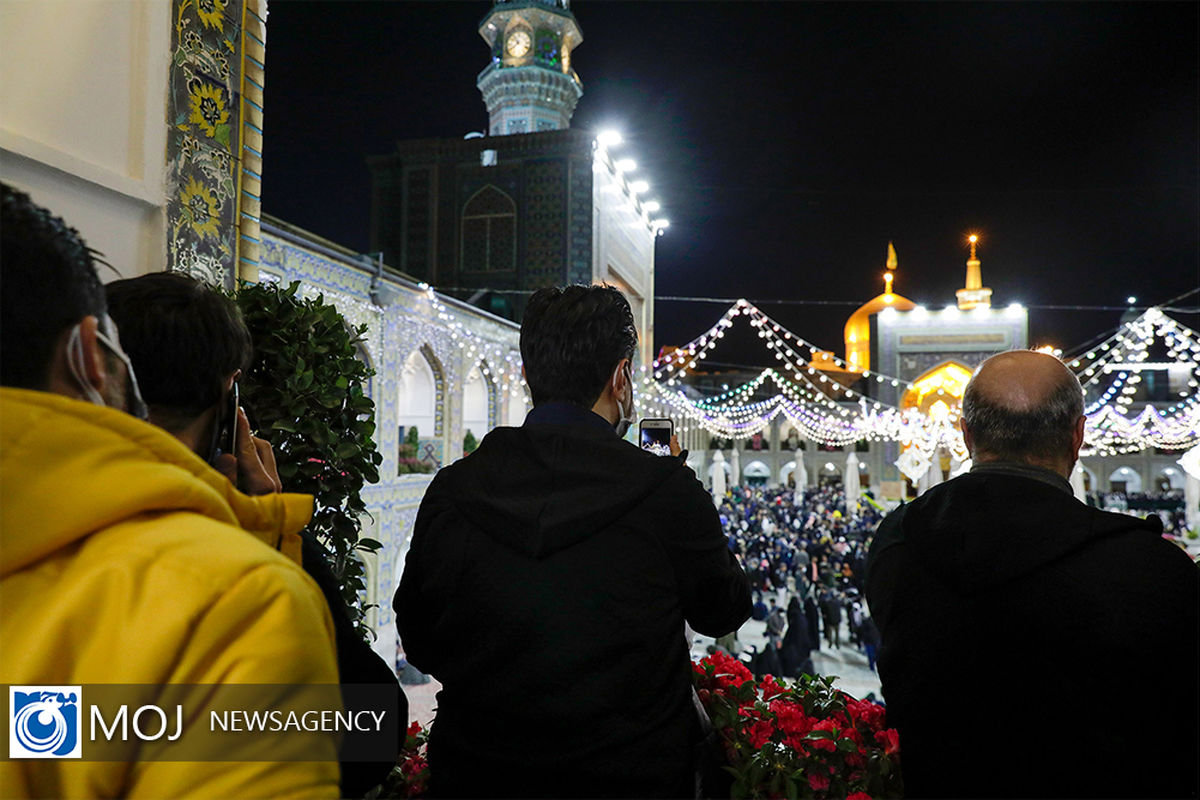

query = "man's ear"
[
  {"left": 76, "top": 315, "right": 109, "bottom": 395},
  {"left": 959, "top": 417, "right": 974, "bottom": 457},
  {"left": 616, "top": 357, "right": 633, "bottom": 392},
  {"left": 1071, "top": 414, "right": 1086, "bottom": 460}
]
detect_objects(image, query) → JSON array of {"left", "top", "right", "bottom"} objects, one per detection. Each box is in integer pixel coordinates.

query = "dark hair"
[
  {"left": 519, "top": 284, "right": 638, "bottom": 407},
  {"left": 962, "top": 367, "right": 1084, "bottom": 463},
  {"left": 0, "top": 183, "right": 107, "bottom": 389},
  {"left": 105, "top": 272, "right": 252, "bottom": 424}
]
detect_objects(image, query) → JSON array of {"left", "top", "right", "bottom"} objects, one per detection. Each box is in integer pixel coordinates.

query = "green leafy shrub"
[
  {"left": 463, "top": 429, "right": 478, "bottom": 455},
  {"left": 235, "top": 281, "right": 384, "bottom": 640}
]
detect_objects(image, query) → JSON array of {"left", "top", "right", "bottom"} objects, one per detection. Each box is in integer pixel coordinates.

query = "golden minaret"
[{"left": 956, "top": 234, "right": 993, "bottom": 310}]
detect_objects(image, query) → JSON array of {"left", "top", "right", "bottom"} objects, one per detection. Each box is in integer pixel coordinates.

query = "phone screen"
[{"left": 639, "top": 419, "right": 673, "bottom": 456}]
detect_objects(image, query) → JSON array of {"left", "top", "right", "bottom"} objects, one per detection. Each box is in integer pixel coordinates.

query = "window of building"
[{"left": 461, "top": 185, "right": 516, "bottom": 272}]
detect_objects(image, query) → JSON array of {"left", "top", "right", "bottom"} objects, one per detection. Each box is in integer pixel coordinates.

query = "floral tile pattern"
[{"left": 166, "top": 0, "right": 244, "bottom": 287}]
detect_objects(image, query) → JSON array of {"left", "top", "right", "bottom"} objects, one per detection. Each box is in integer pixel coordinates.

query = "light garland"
[{"left": 637, "top": 303, "right": 1200, "bottom": 460}]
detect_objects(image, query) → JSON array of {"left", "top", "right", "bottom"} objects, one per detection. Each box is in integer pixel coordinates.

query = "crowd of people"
[{"left": 710, "top": 485, "right": 885, "bottom": 678}]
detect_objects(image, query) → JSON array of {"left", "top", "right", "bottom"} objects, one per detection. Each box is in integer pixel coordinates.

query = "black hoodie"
[
  {"left": 395, "top": 403, "right": 751, "bottom": 798},
  {"left": 866, "top": 464, "right": 1199, "bottom": 799}
]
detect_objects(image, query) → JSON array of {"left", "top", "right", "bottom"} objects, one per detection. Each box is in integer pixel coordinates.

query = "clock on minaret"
[
  {"left": 477, "top": 0, "right": 583, "bottom": 136},
  {"left": 505, "top": 30, "right": 531, "bottom": 57}
]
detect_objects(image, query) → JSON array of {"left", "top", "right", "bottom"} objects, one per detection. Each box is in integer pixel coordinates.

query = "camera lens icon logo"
[{"left": 9, "top": 687, "right": 82, "bottom": 759}]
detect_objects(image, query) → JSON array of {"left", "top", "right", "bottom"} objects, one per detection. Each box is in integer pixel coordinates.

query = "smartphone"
[
  {"left": 213, "top": 382, "right": 239, "bottom": 460},
  {"left": 639, "top": 418, "right": 673, "bottom": 456}
]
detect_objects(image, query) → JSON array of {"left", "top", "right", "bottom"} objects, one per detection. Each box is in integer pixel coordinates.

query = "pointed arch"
[
  {"left": 900, "top": 360, "right": 973, "bottom": 416},
  {"left": 461, "top": 184, "right": 516, "bottom": 273},
  {"left": 398, "top": 344, "right": 446, "bottom": 443},
  {"left": 462, "top": 361, "right": 495, "bottom": 443}
]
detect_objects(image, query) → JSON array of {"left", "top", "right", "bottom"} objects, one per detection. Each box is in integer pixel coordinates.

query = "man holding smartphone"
[{"left": 396, "top": 283, "right": 751, "bottom": 798}]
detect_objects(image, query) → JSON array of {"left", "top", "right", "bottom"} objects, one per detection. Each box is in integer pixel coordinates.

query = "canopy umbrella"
[
  {"left": 710, "top": 450, "right": 727, "bottom": 506},
  {"left": 845, "top": 452, "right": 861, "bottom": 510},
  {"left": 1178, "top": 445, "right": 1200, "bottom": 535},
  {"left": 792, "top": 456, "right": 808, "bottom": 507}
]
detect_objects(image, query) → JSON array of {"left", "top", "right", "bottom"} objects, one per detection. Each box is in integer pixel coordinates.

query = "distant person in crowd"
[
  {"left": 396, "top": 284, "right": 751, "bottom": 797},
  {"left": 105, "top": 272, "right": 404, "bottom": 797},
  {"left": 0, "top": 185, "right": 340, "bottom": 798},
  {"left": 766, "top": 597, "right": 786, "bottom": 646},
  {"left": 751, "top": 591, "right": 769, "bottom": 621},
  {"left": 819, "top": 588, "right": 842, "bottom": 649},
  {"left": 779, "top": 595, "right": 814, "bottom": 678},
  {"left": 866, "top": 350, "right": 1199, "bottom": 798}
]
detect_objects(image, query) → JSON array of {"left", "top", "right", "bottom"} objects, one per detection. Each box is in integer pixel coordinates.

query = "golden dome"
[{"left": 844, "top": 242, "right": 915, "bottom": 372}]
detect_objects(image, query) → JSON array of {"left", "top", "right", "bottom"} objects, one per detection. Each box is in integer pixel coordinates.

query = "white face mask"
[
  {"left": 612, "top": 361, "right": 635, "bottom": 438},
  {"left": 66, "top": 315, "right": 149, "bottom": 420}
]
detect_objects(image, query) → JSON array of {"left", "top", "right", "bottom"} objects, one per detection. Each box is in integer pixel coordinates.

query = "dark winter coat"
[
  {"left": 866, "top": 463, "right": 1199, "bottom": 799},
  {"left": 395, "top": 403, "right": 751, "bottom": 798}
]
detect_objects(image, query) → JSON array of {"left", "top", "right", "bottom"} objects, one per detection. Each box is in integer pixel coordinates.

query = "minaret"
[
  {"left": 956, "top": 234, "right": 993, "bottom": 309},
  {"left": 883, "top": 241, "right": 898, "bottom": 295},
  {"left": 476, "top": 0, "right": 583, "bottom": 137}
]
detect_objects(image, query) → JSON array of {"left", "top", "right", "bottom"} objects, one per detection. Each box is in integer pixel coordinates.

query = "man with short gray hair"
[{"left": 866, "top": 349, "right": 1197, "bottom": 798}]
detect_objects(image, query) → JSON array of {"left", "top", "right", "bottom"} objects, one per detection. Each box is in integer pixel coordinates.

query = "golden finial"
[
  {"left": 957, "top": 232, "right": 992, "bottom": 309},
  {"left": 887, "top": 241, "right": 898, "bottom": 270}
]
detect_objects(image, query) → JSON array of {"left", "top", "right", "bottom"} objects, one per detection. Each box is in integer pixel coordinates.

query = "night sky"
[{"left": 262, "top": 1, "right": 1199, "bottom": 365}]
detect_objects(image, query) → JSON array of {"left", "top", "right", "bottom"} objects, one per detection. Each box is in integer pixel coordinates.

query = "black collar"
[
  {"left": 524, "top": 402, "right": 616, "bottom": 435},
  {"left": 969, "top": 461, "right": 1073, "bottom": 495}
]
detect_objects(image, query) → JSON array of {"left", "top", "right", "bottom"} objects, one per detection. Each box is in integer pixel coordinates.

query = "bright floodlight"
[
  {"left": 614, "top": 158, "right": 637, "bottom": 172},
  {"left": 643, "top": 200, "right": 661, "bottom": 212},
  {"left": 597, "top": 130, "right": 623, "bottom": 148},
  {"left": 651, "top": 219, "right": 670, "bottom": 230},
  {"left": 1127, "top": 296, "right": 1137, "bottom": 304},
  {"left": 969, "top": 234, "right": 978, "bottom": 243},
  {"left": 912, "top": 305, "right": 928, "bottom": 315},
  {"left": 629, "top": 180, "right": 649, "bottom": 194}
]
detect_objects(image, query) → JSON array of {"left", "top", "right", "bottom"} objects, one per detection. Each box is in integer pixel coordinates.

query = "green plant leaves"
[{"left": 233, "top": 280, "right": 383, "bottom": 643}]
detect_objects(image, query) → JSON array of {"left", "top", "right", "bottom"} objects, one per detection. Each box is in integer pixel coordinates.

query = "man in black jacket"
[
  {"left": 395, "top": 284, "right": 751, "bottom": 798},
  {"left": 866, "top": 350, "right": 1198, "bottom": 798}
]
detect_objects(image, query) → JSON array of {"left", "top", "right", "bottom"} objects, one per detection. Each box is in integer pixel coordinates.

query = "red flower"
[
  {"left": 808, "top": 771, "right": 831, "bottom": 791},
  {"left": 760, "top": 674, "right": 787, "bottom": 700},
  {"left": 848, "top": 698, "right": 886, "bottom": 731},
  {"left": 847, "top": 793, "right": 873, "bottom": 800},
  {"left": 406, "top": 721, "right": 423, "bottom": 737},
  {"left": 746, "top": 718, "right": 776, "bottom": 750},
  {"left": 770, "top": 699, "right": 813, "bottom": 737},
  {"left": 807, "top": 717, "right": 841, "bottom": 752},
  {"left": 875, "top": 728, "right": 901, "bottom": 756}
]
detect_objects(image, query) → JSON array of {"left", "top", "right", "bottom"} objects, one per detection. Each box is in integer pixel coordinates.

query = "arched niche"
[
  {"left": 462, "top": 363, "right": 492, "bottom": 443},
  {"left": 1108, "top": 465, "right": 1143, "bottom": 493},
  {"left": 398, "top": 345, "right": 445, "bottom": 444},
  {"left": 901, "top": 360, "right": 973, "bottom": 417}
]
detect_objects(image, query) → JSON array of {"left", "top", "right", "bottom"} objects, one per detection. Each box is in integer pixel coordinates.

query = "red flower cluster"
[
  {"left": 694, "top": 653, "right": 903, "bottom": 799},
  {"left": 377, "top": 720, "right": 430, "bottom": 798}
]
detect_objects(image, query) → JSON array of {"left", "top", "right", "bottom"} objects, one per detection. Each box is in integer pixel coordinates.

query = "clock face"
[{"left": 506, "top": 30, "right": 531, "bottom": 58}]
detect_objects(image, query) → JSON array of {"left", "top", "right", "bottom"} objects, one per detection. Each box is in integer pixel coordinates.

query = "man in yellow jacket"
[{"left": 0, "top": 185, "right": 341, "bottom": 797}]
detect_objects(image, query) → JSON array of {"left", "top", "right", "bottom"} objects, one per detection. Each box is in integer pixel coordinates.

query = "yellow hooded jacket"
[{"left": 0, "top": 388, "right": 340, "bottom": 799}]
